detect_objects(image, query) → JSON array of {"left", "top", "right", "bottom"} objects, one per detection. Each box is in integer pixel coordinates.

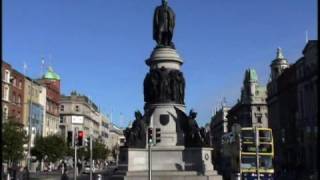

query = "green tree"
[
  {"left": 31, "top": 135, "right": 68, "bottom": 163},
  {"left": 92, "top": 141, "right": 109, "bottom": 161},
  {"left": 112, "top": 144, "right": 120, "bottom": 160},
  {"left": 2, "top": 121, "right": 28, "bottom": 167}
]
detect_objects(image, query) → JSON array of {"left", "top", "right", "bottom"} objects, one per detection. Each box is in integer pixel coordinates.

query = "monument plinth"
[{"left": 112, "top": 1, "right": 222, "bottom": 179}]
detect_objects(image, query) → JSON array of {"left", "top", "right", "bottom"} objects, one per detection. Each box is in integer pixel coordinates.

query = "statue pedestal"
[
  {"left": 112, "top": 147, "right": 222, "bottom": 180},
  {"left": 118, "top": 46, "right": 223, "bottom": 180}
]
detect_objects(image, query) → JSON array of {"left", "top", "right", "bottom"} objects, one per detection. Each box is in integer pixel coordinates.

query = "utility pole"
[
  {"left": 148, "top": 138, "right": 152, "bottom": 180},
  {"left": 90, "top": 135, "right": 93, "bottom": 180},
  {"left": 74, "top": 128, "right": 78, "bottom": 180},
  {"left": 255, "top": 126, "right": 260, "bottom": 180}
]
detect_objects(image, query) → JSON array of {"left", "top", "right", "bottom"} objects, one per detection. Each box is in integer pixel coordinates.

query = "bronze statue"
[{"left": 153, "top": 0, "right": 175, "bottom": 48}]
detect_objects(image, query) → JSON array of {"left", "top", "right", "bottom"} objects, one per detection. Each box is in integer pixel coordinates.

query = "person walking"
[
  {"left": 61, "top": 169, "right": 69, "bottom": 180},
  {"left": 22, "top": 167, "right": 29, "bottom": 180}
]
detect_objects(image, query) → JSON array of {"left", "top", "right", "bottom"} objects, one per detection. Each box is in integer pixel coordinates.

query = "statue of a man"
[{"left": 153, "top": 0, "right": 175, "bottom": 48}]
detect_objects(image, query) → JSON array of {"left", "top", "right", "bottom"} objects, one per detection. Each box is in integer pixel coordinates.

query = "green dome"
[
  {"left": 43, "top": 66, "right": 60, "bottom": 80},
  {"left": 244, "top": 69, "right": 258, "bottom": 83}
]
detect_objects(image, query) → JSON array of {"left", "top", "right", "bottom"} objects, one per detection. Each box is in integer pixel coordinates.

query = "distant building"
[
  {"left": 295, "top": 41, "right": 318, "bottom": 178},
  {"left": 210, "top": 105, "right": 230, "bottom": 174},
  {"left": 99, "top": 113, "right": 111, "bottom": 145},
  {"left": 23, "top": 77, "right": 46, "bottom": 146},
  {"left": 107, "top": 124, "right": 125, "bottom": 149},
  {"left": 59, "top": 91, "right": 102, "bottom": 142},
  {"left": 2, "top": 61, "right": 12, "bottom": 123},
  {"left": 37, "top": 67, "right": 61, "bottom": 136},
  {"left": 107, "top": 124, "right": 124, "bottom": 161},
  {"left": 227, "top": 69, "right": 268, "bottom": 130},
  {"left": 1, "top": 61, "right": 25, "bottom": 125},
  {"left": 9, "top": 69, "right": 25, "bottom": 125},
  {"left": 267, "top": 40, "right": 318, "bottom": 179}
]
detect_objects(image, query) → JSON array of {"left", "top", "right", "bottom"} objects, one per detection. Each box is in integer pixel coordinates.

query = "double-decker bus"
[{"left": 221, "top": 126, "right": 274, "bottom": 180}]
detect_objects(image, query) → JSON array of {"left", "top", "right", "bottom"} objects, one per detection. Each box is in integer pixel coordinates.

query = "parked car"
[{"left": 83, "top": 165, "right": 95, "bottom": 174}]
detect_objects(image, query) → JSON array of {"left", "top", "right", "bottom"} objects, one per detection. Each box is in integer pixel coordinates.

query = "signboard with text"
[{"left": 72, "top": 116, "right": 84, "bottom": 124}]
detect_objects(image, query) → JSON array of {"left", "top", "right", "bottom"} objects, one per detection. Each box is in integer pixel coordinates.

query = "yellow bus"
[{"left": 221, "top": 127, "right": 274, "bottom": 180}]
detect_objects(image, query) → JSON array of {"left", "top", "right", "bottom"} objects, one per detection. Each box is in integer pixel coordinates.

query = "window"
[
  {"left": 60, "top": 105, "right": 64, "bottom": 112},
  {"left": 19, "top": 81, "right": 22, "bottom": 89},
  {"left": 12, "top": 78, "right": 16, "bottom": 87},
  {"left": 17, "top": 95, "right": 21, "bottom": 105},
  {"left": 3, "top": 105, "right": 8, "bottom": 120},
  {"left": 257, "top": 116, "right": 262, "bottom": 123},
  {"left": 60, "top": 116, "right": 64, "bottom": 123},
  {"left": 12, "top": 93, "right": 16, "bottom": 103},
  {"left": 75, "top": 105, "right": 80, "bottom": 112},
  {"left": 4, "top": 70, "right": 10, "bottom": 82},
  {"left": 3, "top": 85, "right": 9, "bottom": 101},
  {"left": 257, "top": 106, "right": 261, "bottom": 111}
]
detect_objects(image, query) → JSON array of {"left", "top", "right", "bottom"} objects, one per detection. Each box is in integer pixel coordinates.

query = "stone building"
[
  {"left": 99, "top": 113, "right": 111, "bottom": 145},
  {"left": 1, "top": 61, "right": 25, "bottom": 125},
  {"left": 59, "top": 91, "right": 102, "bottom": 142},
  {"left": 295, "top": 40, "right": 318, "bottom": 178},
  {"left": 23, "top": 77, "right": 46, "bottom": 146},
  {"left": 209, "top": 105, "right": 230, "bottom": 174},
  {"left": 107, "top": 124, "right": 124, "bottom": 161},
  {"left": 227, "top": 69, "right": 268, "bottom": 130},
  {"left": 36, "top": 67, "right": 61, "bottom": 136},
  {"left": 9, "top": 69, "right": 25, "bottom": 125},
  {"left": 267, "top": 47, "right": 297, "bottom": 176},
  {"left": 2, "top": 61, "right": 12, "bottom": 123},
  {"left": 267, "top": 40, "right": 318, "bottom": 179}
]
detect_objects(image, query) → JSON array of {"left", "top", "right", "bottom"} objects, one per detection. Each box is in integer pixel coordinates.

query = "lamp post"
[{"left": 27, "top": 79, "right": 34, "bottom": 171}]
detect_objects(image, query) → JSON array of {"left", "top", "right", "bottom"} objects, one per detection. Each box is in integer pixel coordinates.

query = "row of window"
[
  {"left": 3, "top": 69, "right": 23, "bottom": 88},
  {"left": 60, "top": 105, "right": 80, "bottom": 112}
]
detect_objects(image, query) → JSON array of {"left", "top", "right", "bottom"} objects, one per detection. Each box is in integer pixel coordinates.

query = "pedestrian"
[
  {"left": 22, "top": 167, "right": 29, "bottom": 180},
  {"left": 61, "top": 170, "right": 69, "bottom": 180}
]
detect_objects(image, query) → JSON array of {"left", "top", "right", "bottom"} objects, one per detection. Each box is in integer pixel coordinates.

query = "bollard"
[{"left": 6, "top": 173, "right": 10, "bottom": 180}]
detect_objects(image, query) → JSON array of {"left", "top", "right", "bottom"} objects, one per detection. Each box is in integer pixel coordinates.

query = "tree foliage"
[
  {"left": 92, "top": 141, "right": 110, "bottom": 161},
  {"left": 31, "top": 135, "right": 68, "bottom": 162},
  {"left": 2, "top": 121, "right": 28, "bottom": 166}
]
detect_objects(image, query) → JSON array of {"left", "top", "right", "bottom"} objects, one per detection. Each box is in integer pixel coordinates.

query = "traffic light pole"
[
  {"left": 148, "top": 139, "right": 152, "bottom": 180},
  {"left": 255, "top": 126, "right": 260, "bottom": 180},
  {"left": 74, "top": 128, "right": 78, "bottom": 180},
  {"left": 90, "top": 136, "right": 93, "bottom": 180}
]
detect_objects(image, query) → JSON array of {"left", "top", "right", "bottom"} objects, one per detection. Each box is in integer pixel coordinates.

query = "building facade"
[
  {"left": 2, "top": 61, "right": 12, "bottom": 123},
  {"left": 227, "top": 69, "right": 268, "bottom": 131},
  {"left": 2, "top": 62, "right": 25, "bottom": 125},
  {"left": 267, "top": 40, "right": 318, "bottom": 179},
  {"left": 9, "top": 69, "right": 25, "bottom": 125},
  {"left": 295, "top": 40, "right": 318, "bottom": 178},
  {"left": 210, "top": 105, "right": 230, "bottom": 174},
  {"left": 37, "top": 67, "right": 61, "bottom": 136},
  {"left": 23, "top": 77, "right": 47, "bottom": 146},
  {"left": 99, "top": 113, "right": 111, "bottom": 145},
  {"left": 59, "top": 91, "right": 102, "bottom": 143}
]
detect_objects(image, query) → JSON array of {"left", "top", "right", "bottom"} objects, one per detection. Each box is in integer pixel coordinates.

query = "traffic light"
[
  {"left": 148, "top": 128, "right": 153, "bottom": 144},
  {"left": 84, "top": 137, "right": 89, "bottom": 147},
  {"left": 67, "top": 131, "right": 73, "bottom": 146},
  {"left": 77, "top": 131, "right": 84, "bottom": 146},
  {"left": 156, "top": 128, "right": 161, "bottom": 143}
]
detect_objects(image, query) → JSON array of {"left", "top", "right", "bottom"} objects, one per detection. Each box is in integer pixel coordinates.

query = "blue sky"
[{"left": 3, "top": 0, "right": 317, "bottom": 127}]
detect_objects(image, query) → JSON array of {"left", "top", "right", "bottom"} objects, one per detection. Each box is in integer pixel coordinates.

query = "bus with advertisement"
[{"left": 221, "top": 125, "right": 274, "bottom": 180}]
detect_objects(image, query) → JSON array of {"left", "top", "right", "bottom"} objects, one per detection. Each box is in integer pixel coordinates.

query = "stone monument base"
[
  {"left": 110, "top": 147, "right": 222, "bottom": 180},
  {"left": 111, "top": 170, "right": 223, "bottom": 180}
]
